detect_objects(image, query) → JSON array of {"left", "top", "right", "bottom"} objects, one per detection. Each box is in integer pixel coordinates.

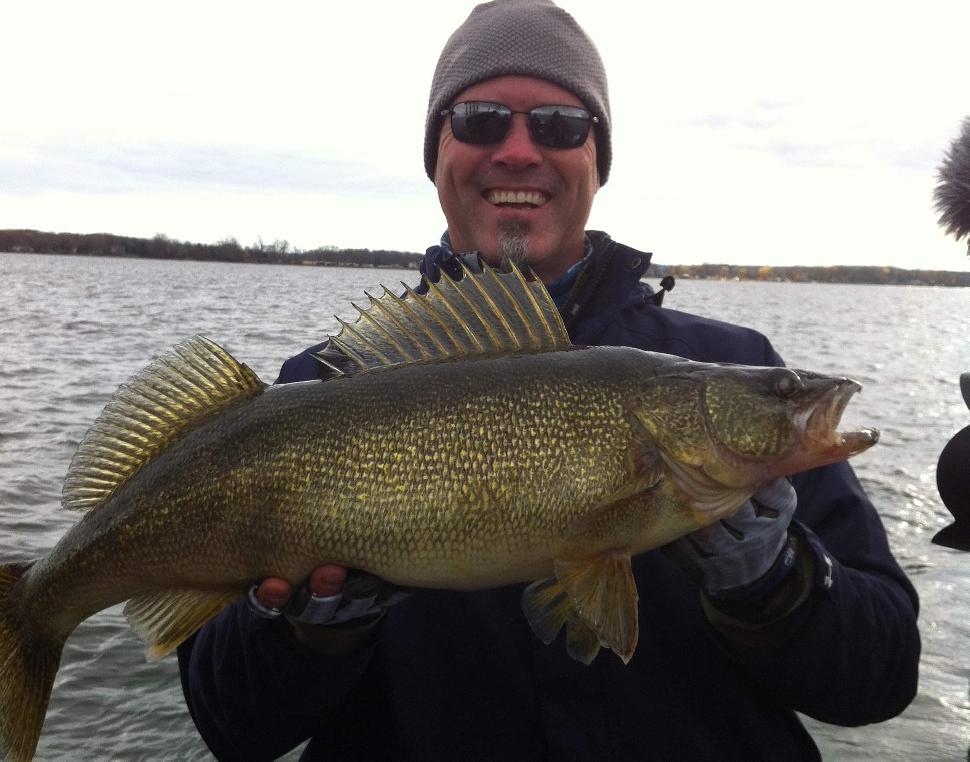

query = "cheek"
[
  {"left": 559, "top": 142, "right": 599, "bottom": 205},
  {"left": 706, "top": 392, "right": 795, "bottom": 459},
  {"left": 434, "top": 134, "right": 456, "bottom": 188},
  {"left": 436, "top": 130, "right": 481, "bottom": 191},
  {"left": 581, "top": 141, "right": 597, "bottom": 183},
  {"left": 436, "top": 139, "right": 469, "bottom": 221}
]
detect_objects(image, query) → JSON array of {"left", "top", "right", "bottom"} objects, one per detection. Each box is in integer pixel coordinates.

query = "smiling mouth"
[{"left": 485, "top": 189, "right": 550, "bottom": 209}]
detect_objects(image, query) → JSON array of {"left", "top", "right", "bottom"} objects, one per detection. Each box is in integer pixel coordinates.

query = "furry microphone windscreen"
[{"left": 934, "top": 117, "right": 970, "bottom": 247}]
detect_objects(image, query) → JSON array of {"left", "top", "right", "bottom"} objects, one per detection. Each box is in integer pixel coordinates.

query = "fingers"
[
  {"left": 256, "top": 577, "right": 292, "bottom": 610},
  {"left": 754, "top": 477, "right": 797, "bottom": 514},
  {"left": 250, "top": 565, "right": 411, "bottom": 633},
  {"left": 308, "top": 565, "right": 348, "bottom": 598},
  {"left": 255, "top": 564, "right": 348, "bottom": 609}
]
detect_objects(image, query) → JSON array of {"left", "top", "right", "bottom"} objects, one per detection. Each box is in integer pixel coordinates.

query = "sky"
[{"left": 2, "top": 0, "right": 969, "bottom": 271}]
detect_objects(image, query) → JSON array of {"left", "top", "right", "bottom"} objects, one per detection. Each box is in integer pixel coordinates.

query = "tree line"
[
  {"left": 0, "top": 229, "right": 424, "bottom": 269},
  {"left": 3, "top": 229, "right": 969, "bottom": 286},
  {"left": 650, "top": 262, "right": 970, "bottom": 288}
]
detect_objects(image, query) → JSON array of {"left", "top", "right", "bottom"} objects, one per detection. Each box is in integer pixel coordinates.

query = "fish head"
[{"left": 633, "top": 362, "right": 879, "bottom": 491}]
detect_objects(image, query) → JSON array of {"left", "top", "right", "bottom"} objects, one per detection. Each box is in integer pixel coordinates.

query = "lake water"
[{"left": 0, "top": 252, "right": 967, "bottom": 760}]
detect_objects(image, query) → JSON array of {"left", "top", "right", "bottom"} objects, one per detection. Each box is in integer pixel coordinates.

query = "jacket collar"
[
  {"left": 561, "top": 231, "right": 653, "bottom": 339},
  {"left": 415, "top": 231, "right": 655, "bottom": 341}
]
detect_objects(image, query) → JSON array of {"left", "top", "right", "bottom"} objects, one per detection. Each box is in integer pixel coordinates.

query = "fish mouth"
[
  {"left": 795, "top": 377, "right": 879, "bottom": 460},
  {"left": 706, "top": 372, "right": 879, "bottom": 487}
]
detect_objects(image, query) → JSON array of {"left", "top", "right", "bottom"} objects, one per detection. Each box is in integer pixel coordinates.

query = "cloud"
[
  {"left": 0, "top": 140, "right": 428, "bottom": 197},
  {"left": 684, "top": 98, "right": 949, "bottom": 173}
]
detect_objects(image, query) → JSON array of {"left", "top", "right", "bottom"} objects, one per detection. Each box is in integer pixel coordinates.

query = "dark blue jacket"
[{"left": 178, "top": 232, "right": 920, "bottom": 761}]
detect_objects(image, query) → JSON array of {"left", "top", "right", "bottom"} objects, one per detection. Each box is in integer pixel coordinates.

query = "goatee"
[{"left": 497, "top": 220, "right": 530, "bottom": 268}]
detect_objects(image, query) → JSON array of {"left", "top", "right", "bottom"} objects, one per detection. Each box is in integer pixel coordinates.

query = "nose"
[{"left": 490, "top": 114, "right": 542, "bottom": 170}]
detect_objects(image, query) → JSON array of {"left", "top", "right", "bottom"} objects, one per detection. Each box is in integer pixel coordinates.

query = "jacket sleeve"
[
  {"left": 177, "top": 343, "right": 374, "bottom": 761},
  {"left": 178, "top": 602, "right": 375, "bottom": 761},
  {"left": 714, "top": 460, "right": 920, "bottom": 725}
]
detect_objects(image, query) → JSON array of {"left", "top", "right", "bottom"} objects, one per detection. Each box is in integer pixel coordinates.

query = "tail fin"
[{"left": 0, "top": 562, "right": 64, "bottom": 762}]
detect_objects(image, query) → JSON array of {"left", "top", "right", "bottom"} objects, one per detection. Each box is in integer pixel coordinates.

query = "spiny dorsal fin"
[
  {"left": 63, "top": 336, "right": 266, "bottom": 512},
  {"left": 326, "top": 262, "right": 570, "bottom": 373}
]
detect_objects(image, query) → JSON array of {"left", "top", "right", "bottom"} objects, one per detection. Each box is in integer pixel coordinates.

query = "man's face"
[{"left": 434, "top": 75, "right": 599, "bottom": 282}]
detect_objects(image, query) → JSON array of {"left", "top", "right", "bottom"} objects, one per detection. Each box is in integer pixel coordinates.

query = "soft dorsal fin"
[
  {"left": 63, "top": 336, "right": 266, "bottom": 512},
  {"left": 324, "top": 262, "right": 571, "bottom": 373}
]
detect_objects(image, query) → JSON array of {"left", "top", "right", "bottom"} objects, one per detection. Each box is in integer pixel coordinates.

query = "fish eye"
[{"left": 771, "top": 369, "right": 803, "bottom": 398}]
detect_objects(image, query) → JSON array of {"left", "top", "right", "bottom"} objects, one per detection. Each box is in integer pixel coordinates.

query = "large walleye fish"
[{"left": 0, "top": 264, "right": 878, "bottom": 760}]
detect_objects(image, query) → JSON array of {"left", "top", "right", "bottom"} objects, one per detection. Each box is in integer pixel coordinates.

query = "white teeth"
[{"left": 487, "top": 190, "right": 548, "bottom": 207}]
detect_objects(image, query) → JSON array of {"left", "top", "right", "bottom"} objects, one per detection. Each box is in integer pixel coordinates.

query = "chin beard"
[{"left": 497, "top": 220, "right": 530, "bottom": 268}]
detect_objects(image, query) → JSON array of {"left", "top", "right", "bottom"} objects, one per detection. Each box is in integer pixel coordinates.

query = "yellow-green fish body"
[
  {"left": 0, "top": 265, "right": 878, "bottom": 761},
  {"left": 28, "top": 348, "right": 691, "bottom": 632}
]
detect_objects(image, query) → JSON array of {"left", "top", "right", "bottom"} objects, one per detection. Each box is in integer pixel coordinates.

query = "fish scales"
[
  {"left": 0, "top": 264, "right": 880, "bottom": 760},
  {"left": 34, "top": 347, "right": 658, "bottom": 638}
]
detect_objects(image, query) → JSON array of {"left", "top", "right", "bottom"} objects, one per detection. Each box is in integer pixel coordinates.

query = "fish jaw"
[
  {"left": 753, "top": 376, "right": 879, "bottom": 481},
  {"left": 640, "top": 362, "right": 881, "bottom": 495}
]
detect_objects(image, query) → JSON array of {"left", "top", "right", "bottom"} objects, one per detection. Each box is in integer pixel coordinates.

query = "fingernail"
[{"left": 264, "top": 592, "right": 289, "bottom": 608}]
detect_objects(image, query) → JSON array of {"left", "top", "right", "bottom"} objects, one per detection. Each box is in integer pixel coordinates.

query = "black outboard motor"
[
  {"left": 933, "top": 374, "right": 970, "bottom": 550},
  {"left": 932, "top": 119, "right": 970, "bottom": 549}
]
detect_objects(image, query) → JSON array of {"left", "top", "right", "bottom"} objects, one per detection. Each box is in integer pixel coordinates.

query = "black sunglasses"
[{"left": 441, "top": 101, "right": 598, "bottom": 150}]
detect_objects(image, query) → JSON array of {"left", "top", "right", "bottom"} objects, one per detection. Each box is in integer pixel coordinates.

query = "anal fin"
[
  {"left": 521, "top": 552, "right": 640, "bottom": 665},
  {"left": 125, "top": 588, "right": 241, "bottom": 660}
]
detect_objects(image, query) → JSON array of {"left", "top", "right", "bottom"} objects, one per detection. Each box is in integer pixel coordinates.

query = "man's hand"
[
  {"left": 663, "top": 477, "right": 799, "bottom": 595},
  {"left": 255, "top": 565, "right": 348, "bottom": 610},
  {"left": 248, "top": 565, "right": 410, "bottom": 655},
  {"left": 662, "top": 477, "right": 813, "bottom": 643}
]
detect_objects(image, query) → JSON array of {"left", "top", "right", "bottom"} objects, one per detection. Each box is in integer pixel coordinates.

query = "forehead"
[{"left": 453, "top": 75, "right": 586, "bottom": 111}]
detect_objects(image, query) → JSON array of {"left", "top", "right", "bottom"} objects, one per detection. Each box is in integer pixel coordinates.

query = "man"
[{"left": 178, "top": 2, "right": 920, "bottom": 759}]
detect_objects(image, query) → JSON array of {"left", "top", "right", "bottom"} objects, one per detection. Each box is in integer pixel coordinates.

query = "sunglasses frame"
[{"left": 441, "top": 101, "right": 599, "bottom": 150}]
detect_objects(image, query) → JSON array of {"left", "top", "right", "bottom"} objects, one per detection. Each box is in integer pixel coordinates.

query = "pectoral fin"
[
  {"left": 521, "top": 552, "right": 640, "bottom": 665},
  {"left": 125, "top": 588, "right": 241, "bottom": 660},
  {"left": 660, "top": 451, "right": 753, "bottom": 519}
]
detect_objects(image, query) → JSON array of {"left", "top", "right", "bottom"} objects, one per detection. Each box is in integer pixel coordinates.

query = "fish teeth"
[{"left": 487, "top": 189, "right": 549, "bottom": 207}]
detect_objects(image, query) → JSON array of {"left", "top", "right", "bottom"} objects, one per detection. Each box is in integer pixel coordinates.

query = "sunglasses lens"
[
  {"left": 450, "top": 102, "right": 512, "bottom": 145},
  {"left": 447, "top": 102, "right": 594, "bottom": 149},
  {"left": 530, "top": 106, "right": 593, "bottom": 149}
]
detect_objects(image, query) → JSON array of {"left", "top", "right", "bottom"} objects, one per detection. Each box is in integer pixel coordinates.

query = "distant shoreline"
[{"left": 3, "top": 229, "right": 969, "bottom": 287}]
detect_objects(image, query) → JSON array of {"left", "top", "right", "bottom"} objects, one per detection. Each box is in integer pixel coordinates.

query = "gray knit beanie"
[{"left": 425, "top": 0, "right": 612, "bottom": 185}]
